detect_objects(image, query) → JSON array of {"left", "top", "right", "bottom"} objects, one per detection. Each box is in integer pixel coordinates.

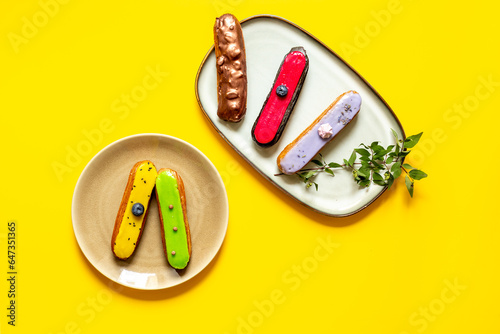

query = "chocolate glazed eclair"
[{"left": 214, "top": 13, "right": 247, "bottom": 122}]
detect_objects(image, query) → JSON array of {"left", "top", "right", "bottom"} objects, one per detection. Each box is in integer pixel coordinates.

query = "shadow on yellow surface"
[{"left": 75, "top": 235, "right": 224, "bottom": 300}]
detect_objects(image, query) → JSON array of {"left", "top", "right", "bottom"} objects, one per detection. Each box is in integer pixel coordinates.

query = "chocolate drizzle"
[{"left": 214, "top": 14, "right": 247, "bottom": 122}]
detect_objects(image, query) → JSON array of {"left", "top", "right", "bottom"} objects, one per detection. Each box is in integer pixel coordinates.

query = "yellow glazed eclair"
[{"left": 111, "top": 160, "right": 157, "bottom": 260}]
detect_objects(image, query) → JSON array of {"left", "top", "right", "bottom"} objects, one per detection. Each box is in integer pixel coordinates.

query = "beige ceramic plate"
[
  {"left": 196, "top": 15, "right": 405, "bottom": 217},
  {"left": 72, "top": 134, "right": 228, "bottom": 290}
]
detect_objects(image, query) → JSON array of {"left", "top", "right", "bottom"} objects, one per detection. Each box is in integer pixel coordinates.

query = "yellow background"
[{"left": 1, "top": 0, "right": 499, "bottom": 333}]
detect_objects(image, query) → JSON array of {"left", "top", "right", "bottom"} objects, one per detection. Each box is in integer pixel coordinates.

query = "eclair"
[
  {"left": 252, "top": 47, "right": 309, "bottom": 147},
  {"left": 111, "top": 160, "right": 157, "bottom": 260},
  {"left": 155, "top": 168, "right": 192, "bottom": 270},
  {"left": 214, "top": 13, "right": 247, "bottom": 122},
  {"left": 277, "top": 91, "right": 362, "bottom": 175}
]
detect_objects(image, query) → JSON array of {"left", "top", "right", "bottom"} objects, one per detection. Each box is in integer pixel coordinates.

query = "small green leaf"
[
  {"left": 328, "top": 162, "right": 342, "bottom": 168},
  {"left": 358, "top": 167, "right": 370, "bottom": 178},
  {"left": 387, "top": 173, "right": 395, "bottom": 189},
  {"left": 359, "top": 179, "right": 371, "bottom": 187},
  {"left": 371, "top": 143, "right": 384, "bottom": 154},
  {"left": 405, "top": 175, "right": 414, "bottom": 197},
  {"left": 386, "top": 156, "right": 394, "bottom": 164},
  {"left": 348, "top": 151, "right": 357, "bottom": 166},
  {"left": 343, "top": 159, "right": 349, "bottom": 167},
  {"left": 303, "top": 170, "right": 317, "bottom": 180},
  {"left": 404, "top": 132, "right": 423, "bottom": 149},
  {"left": 311, "top": 159, "right": 323, "bottom": 166},
  {"left": 325, "top": 168, "right": 335, "bottom": 176},
  {"left": 391, "top": 129, "right": 399, "bottom": 141},
  {"left": 372, "top": 173, "right": 386, "bottom": 186},
  {"left": 319, "top": 153, "right": 327, "bottom": 164},
  {"left": 391, "top": 161, "right": 401, "bottom": 174},
  {"left": 371, "top": 160, "right": 384, "bottom": 170},
  {"left": 409, "top": 169, "right": 428, "bottom": 180},
  {"left": 354, "top": 148, "right": 370, "bottom": 156},
  {"left": 402, "top": 163, "right": 413, "bottom": 170},
  {"left": 298, "top": 170, "right": 317, "bottom": 183},
  {"left": 391, "top": 161, "right": 402, "bottom": 179},
  {"left": 374, "top": 149, "right": 391, "bottom": 160},
  {"left": 398, "top": 150, "right": 410, "bottom": 158},
  {"left": 360, "top": 160, "right": 371, "bottom": 168},
  {"left": 393, "top": 168, "right": 402, "bottom": 179},
  {"left": 314, "top": 182, "right": 318, "bottom": 191}
]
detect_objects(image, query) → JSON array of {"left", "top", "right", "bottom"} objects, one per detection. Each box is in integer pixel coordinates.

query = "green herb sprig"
[{"left": 275, "top": 130, "right": 428, "bottom": 197}]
